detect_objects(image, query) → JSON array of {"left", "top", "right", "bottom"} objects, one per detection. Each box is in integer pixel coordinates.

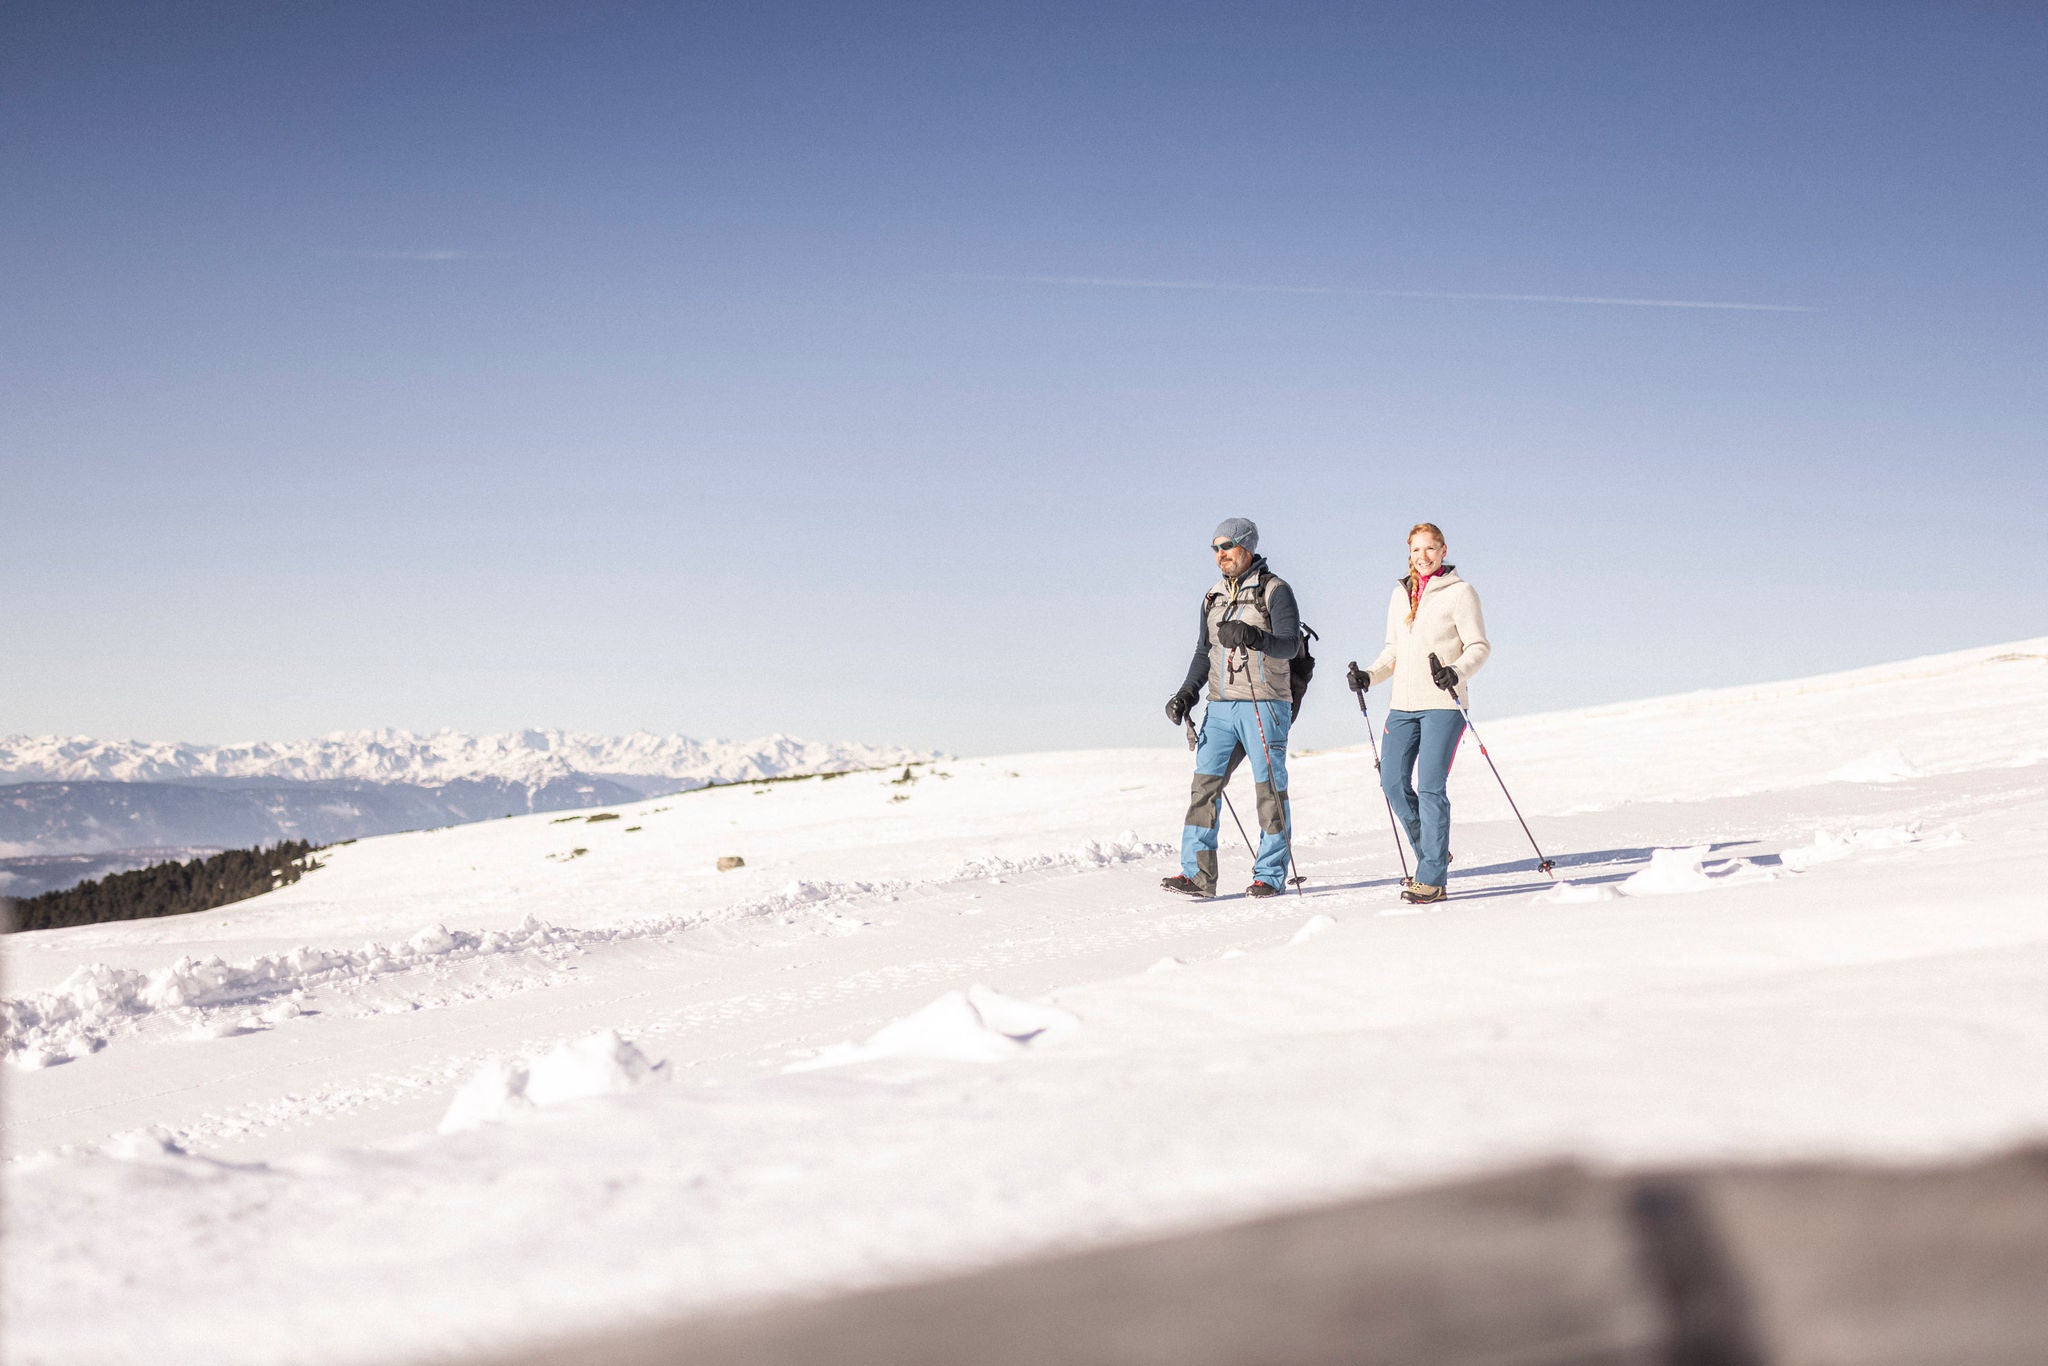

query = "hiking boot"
[
  {"left": 1400, "top": 855, "right": 1449, "bottom": 889},
  {"left": 1401, "top": 854, "right": 1452, "bottom": 890},
  {"left": 1244, "top": 880, "right": 1282, "bottom": 899},
  {"left": 1400, "top": 882, "right": 1447, "bottom": 905},
  {"left": 1161, "top": 875, "right": 1213, "bottom": 900}
]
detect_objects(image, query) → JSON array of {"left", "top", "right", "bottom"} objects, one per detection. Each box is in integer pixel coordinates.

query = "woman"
[{"left": 1347, "top": 522, "right": 1489, "bottom": 903}]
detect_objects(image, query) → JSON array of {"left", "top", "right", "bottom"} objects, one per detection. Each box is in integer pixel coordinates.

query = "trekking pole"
[
  {"left": 1430, "top": 654, "right": 1556, "bottom": 877},
  {"left": 1220, "top": 792, "right": 1258, "bottom": 857},
  {"left": 1346, "top": 664, "right": 1412, "bottom": 885},
  {"left": 1241, "top": 670, "right": 1306, "bottom": 894},
  {"left": 1191, "top": 712, "right": 1259, "bottom": 856}
]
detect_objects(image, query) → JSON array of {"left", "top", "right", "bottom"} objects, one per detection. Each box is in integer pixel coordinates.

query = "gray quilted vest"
[{"left": 1204, "top": 569, "right": 1292, "bottom": 703}]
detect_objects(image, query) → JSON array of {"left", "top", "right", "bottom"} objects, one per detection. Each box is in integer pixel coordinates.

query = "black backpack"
[
  {"left": 1206, "top": 574, "right": 1319, "bottom": 719},
  {"left": 1291, "top": 623, "right": 1319, "bottom": 718}
]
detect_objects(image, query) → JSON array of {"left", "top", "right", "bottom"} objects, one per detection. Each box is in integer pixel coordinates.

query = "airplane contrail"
[
  {"left": 977, "top": 273, "right": 1818, "bottom": 313},
  {"left": 342, "top": 249, "right": 513, "bottom": 262}
]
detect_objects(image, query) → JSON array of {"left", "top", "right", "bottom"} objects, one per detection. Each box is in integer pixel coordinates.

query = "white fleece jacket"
[{"left": 1364, "top": 567, "right": 1490, "bottom": 711}]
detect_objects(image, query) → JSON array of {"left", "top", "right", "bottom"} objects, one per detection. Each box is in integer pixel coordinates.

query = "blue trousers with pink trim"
[{"left": 1381, "top": 708, "right": 1466, "bottom": 887}]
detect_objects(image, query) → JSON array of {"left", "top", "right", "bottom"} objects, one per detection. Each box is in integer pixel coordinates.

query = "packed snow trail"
[{"left": 4, "top": 639, "right": 2047, "bottom": 1366}]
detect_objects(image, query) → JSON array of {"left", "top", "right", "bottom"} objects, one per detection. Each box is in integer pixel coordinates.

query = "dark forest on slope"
[{"left": 6, "top": 841, "right": 323, "bottom": 932}]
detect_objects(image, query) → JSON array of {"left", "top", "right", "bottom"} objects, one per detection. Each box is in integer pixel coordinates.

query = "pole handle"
[
  {"left": 1428, "top": 651, "right": 1462, "bottom": 698},
  {"left": 1347, "top": 661, "right": 1372, "bottom": 716}
]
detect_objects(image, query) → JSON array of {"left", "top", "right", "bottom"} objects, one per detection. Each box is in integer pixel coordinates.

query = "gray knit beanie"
[{"left": 1211, "top": 517, "right": 1259, "bottom": 553}]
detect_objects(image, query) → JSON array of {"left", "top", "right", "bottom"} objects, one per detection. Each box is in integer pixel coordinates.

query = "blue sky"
[{"left": 5, "top": 1, "right": 2044, "bottom": 756}]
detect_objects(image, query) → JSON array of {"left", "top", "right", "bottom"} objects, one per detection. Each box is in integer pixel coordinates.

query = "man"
[{"left": 1162, "top": 517, "right": 1301, "bottom": 899}]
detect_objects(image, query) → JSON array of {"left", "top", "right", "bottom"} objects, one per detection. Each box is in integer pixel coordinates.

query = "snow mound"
[
  {"left": 1535, "top": 881, "right": 1617, "bottom": 904},
  {"left": 408, "top": 925, "right": 458, "bottom": 954},
  {"left": 439, "top": 1031, "right": 665, "bottom": 1133},
  {"left": 1617, "top": 847, "right": 1773, "bottom": 897},
  {"left": 103, "top": 1129, "right": 189, "bottom": 1161},
  {"left": 1780, "top": 825, "right": 1925, "bottom": 872},
  {"left": 184, "top": 1015, "right": 252, "bottom": 1042},
  {"left": 525, "top": 1031, "right": 665, "bottom": 1107},
  {"left": 790, "top": 986, "right": 1078, "bottom": 1071},
  {"left": 1828, "top": 748, "right": 1918, "bottom": 783},
  {"left": 0, "top": 916, "right": 571, "bottom": 1067},
  {"left": 9, "top": 1042, "right": 75, "bottom": 1070},
  {"left": 1287, "top": 915, "right": 1337, "bottom": 945}
]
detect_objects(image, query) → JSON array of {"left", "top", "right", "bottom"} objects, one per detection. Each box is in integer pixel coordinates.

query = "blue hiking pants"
[
  {"left": 1381, "top": 708, "right": 1466, "bottom": 887},
  {"left": 1180, "top": 699, "right": 1292, "bottom": 894}
]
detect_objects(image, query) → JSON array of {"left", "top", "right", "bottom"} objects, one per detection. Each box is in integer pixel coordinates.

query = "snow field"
[
  {"left": 4, "top": 638, "right": 2048, "bottom": 1365},
  {"left": 13, "top": 797, "right": 2048, "bottom": 1366},
  {"left": 1, "top": 811, "right": 1166, "bottom": 1070}
]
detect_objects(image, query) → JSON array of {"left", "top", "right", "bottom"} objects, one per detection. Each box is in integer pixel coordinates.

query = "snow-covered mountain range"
[
  {"left": 0, "top": 729, "right": 931, "bottom": 792},
  {"left": 0, "top": 730, "right": 940, "bottom": 888}
]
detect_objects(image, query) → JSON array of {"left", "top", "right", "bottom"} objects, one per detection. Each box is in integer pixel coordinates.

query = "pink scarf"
[{"left": 1406, "top": 570, "right": 1437, "bottom": 624}]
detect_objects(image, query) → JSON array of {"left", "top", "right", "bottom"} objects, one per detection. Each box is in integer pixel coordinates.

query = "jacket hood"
[{"left": 1399, "top": 564, "right": 1458, "bottom": 590}]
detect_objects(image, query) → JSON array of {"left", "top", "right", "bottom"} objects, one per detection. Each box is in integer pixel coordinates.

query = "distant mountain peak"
[{"left": 0, "top": 729, "right": 939, "bottom": 789}]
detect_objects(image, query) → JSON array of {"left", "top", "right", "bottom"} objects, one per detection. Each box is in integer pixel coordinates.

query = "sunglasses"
[{"left": 1211, "top": 538, "right": 1245, "bottom": 553}]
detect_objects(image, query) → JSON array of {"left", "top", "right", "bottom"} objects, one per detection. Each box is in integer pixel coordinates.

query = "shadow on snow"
[{"left": 1297, "top": 840, "right": 1778, "bottom": 900}]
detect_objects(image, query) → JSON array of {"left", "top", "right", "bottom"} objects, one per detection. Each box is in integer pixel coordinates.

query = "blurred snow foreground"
[
  {"left": 483, "top": 1149, "right": 2048, "bottom": 1366},
  {"left": 5, "top": 637, "right": 2048, "bottom": 1366}
]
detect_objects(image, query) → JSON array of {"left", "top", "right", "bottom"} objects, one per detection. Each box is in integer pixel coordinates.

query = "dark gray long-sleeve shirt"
[{"left": 1178, "top": 562, "right": 1300, "bottom": 696}]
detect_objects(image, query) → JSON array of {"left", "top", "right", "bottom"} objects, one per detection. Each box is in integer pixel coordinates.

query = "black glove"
[
  {"left": 1428, "top": 652, "right": 1460, "bottom": 692},
  {"left": 1215, "top": 619, "right": 1263, "bottom": 650},
  {"left": 1345, "top": 661, "right": 1370, "bottom": 693},
  {"left": 1165, "top": 687, "right": 1198, "bottom": 725}
]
